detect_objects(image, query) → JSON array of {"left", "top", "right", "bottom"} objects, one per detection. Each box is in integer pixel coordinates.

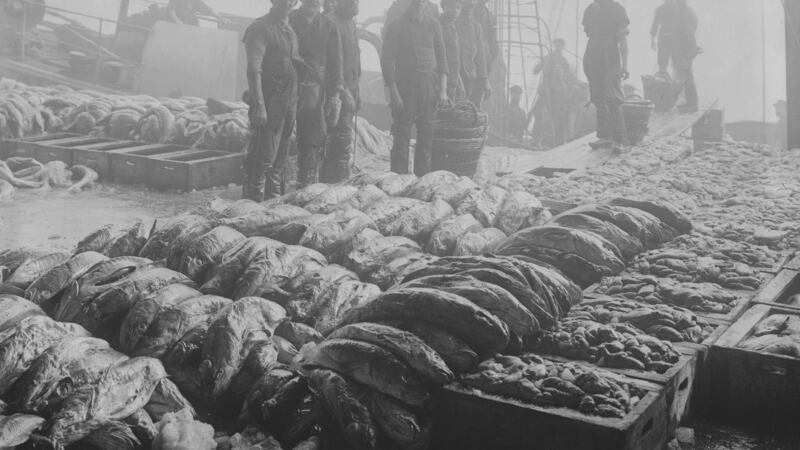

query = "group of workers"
[
  {"left": 504, "top": 0, "right": 700, "bottom": 152},
  {"left": 241, "top": 0, "right": 500, "bottom": 200},
  {"left": 239, "top": 0, "right": 702, "bottom": 200},
  {"left": 380, "top": 0, "right": 499, "bottom": 176}
]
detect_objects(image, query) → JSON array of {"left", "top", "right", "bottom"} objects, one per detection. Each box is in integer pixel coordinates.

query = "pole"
[
  {"left": 786, "top": 0, "right": 800, "bottom": 149},
  {"left": 762, "top": 1, "right": 767, "bottom": 128}
]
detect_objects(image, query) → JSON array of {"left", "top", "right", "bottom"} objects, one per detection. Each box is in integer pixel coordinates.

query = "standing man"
[
  {"left": 242, "top": 0, "right": 301, "bottom": 201},
  {"left": 582, "top": 0, "right": 630, "bottom": 153},
  {"left": 385, "top": 0, "right": 439, "bottom": 30},
  {"left": 457, "top": 0, "right": 490, "bottom": 108},
  {"left": 440, "top": 0, "right": 464, "bottom": 100},
  {"left": 504, "top": 85, "right": 527, "bottom": 143},
  {"left": 473, "top": 0, "right": 499, "bottom": 70},
  {"left": 650, "top": 0, "right": 699, "bottom": 112},
  {"left": 289, "top": 0, "right": 343, "bottom": 187},
  {"left": 650, "top": 0, "right": 677, "bottom": 77},
  {"left": 382, "top": 0, "right": 449, "bottom": 176},
  {"left": 324, "top": 0, "right": 361, "bottom": 183},
  {"left": 531, "top": 38, "right": 575, "bottom": 148},
  {"left": 167, "top": 0, "right": 224, "bottom": 26}
]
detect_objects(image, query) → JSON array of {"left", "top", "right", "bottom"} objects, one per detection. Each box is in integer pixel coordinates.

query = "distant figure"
[
  {"left": 167, "top": 0, "right": 224, "bottom": 26},
  {"left": 774, "top": 100, "right": 788, "bottom": 150},
  {"left": 651, "top": 0, "right": 699, "bottom": 113},
  {"left": 440, "top": 0, "right": 465, "bottom": 100},
  {"left": 457, "top": 0, "right": 490, "bottom": 108},
  {"left": 242, "top": 0, "right": 301, "bottom": 201},
  {"left": 583, "top": 0, "right": 629, "bottom": 154},
  {"left": 473, "top": 0, "right": 499, "bottom": 70},
  {"left": 504, "top": 85, "right": 527, "bottom": 144},
  {"left": 382, "top": 0, "right": 449, "bottom": 176},
  {"left": 289, "top": 0, "right": 343, "bottom": 187},
  {"left": 531, "top": 38, "right": 575, "bottom": 149}
]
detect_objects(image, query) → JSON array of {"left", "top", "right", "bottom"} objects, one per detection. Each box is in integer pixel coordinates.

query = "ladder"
[{"left": 489, "top": 0, "right": 554, "bottom": 145}]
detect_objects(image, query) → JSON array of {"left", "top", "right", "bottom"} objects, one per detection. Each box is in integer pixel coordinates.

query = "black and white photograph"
[{"left": 0, "top": 0, "right": 797, "bottom": 448}]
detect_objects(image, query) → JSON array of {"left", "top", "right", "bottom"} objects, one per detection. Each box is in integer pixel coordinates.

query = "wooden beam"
[{"left": 787, "top": 0, "right": 800, "bottom": 149}]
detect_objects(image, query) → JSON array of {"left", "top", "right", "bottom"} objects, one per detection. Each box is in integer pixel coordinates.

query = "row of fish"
[
  {"left": 567, "top": 296, "right": 717, "bottom": 344},
  {"left": 459, "top": 354, "right": 650, "bottom": 418},
  {"left": 0, "top": 294, "right": 196, "bottom": 449},
  {"left": 592, "top": 275, "right": 741, "bottom": 315}
]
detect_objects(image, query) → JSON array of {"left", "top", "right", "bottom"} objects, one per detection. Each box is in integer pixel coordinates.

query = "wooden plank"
[
  {"left": 750, "top": 269, "right": 800, "bottom": 307},
  {"left": 433, "top": 381, "right": 669, "bottom": 450},
  {"left": 786, "top": 255, "right": 800, "bottom": 271}
]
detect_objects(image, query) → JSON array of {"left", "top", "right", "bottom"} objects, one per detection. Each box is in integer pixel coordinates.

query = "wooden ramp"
[{"left": 510, "top": 102, "right": 717, "bottom": 177}]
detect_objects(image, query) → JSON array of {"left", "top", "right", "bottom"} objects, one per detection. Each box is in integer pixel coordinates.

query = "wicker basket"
[
  {"left": 432, "top": 101, "right": 489, "bottom": 178},
  {"left": 623, "top": 101, "right": 654, "bottom": 146},
  {"left": 642, "top": 75, "right": 683, "bottom": 112}
]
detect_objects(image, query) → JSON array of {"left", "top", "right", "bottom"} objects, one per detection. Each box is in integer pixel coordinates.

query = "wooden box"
[
  {"left": 109, "top": 144, "right": 184, "bottom": 185},
  {"left": 752, "top": 269, "right": 800, "bottom": 308},
  {"left": 71, "top": 140, "right": 152, "bottom": 179},
  {"left": 30, "top": 136, "right": 114, "bottom": 165},
  {"left": 432, "top": 379, "right": 669, "bottom": 450},
  {"left": 708, "top": 304, "right": 800, "bottom": 426},
  {"left": 541, "top": 353, "right": 697, "bottom": 430},
  {"left": 148, "top": 149, "right": 242, "bottom": 191}
]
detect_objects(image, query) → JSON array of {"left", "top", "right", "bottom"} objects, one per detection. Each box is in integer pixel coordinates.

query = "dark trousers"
[
  {"left": 595, "top": 99, "right": 627, "bottom": 145},
  {"left": 296, "top": 91, "right": 325, "bottom": 188},
  {"left": 391, "top": 73, "right": 437, "bottom": 176},
  {"left": 243, "top": 74, "right": 297, "bottom": 201},
  {"left": 322, "top": 96, "right": 356, "bottom": 183},
  {"left": 658, "top": 35, "right": 698, "bottom": 106},
  {"left": 463, "top": 75, "right": 486, "bottom": 108}
]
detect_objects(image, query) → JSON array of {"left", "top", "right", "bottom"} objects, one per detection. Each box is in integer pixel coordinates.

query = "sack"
[
  {"left": 298, "top": 81, "right": 323, "bottom": 117},
  {"left": 324, "top": 95, "right": 342, "bottom": 129}
]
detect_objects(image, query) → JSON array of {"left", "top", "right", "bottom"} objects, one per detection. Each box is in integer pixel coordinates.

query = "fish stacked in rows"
[{"left": 0, "top": 295, "right": 196, "bottom": 448}]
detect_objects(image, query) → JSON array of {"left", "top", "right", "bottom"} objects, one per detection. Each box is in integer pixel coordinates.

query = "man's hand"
[
  {"left": 484, "top": 79, "right": 493, "bottom": 99},
  {"left": 253, "top": 105, "right": 268, "bottom": 127},
  {"left": 437, "top": 91, "right": 451, "bottom": 109},
  {"left": 389, "top": 87, "right": 404, "bottom": 114},
  {"left": 618, "top": 67, "right": 630, "bottom": 81},
  {"left": 340, "top": 89, "right": 356, "bottom": 114}
]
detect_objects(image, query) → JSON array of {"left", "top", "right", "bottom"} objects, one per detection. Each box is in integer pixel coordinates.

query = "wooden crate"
[
  {"left": 751, "top": 269, "right": 800, "bottom": 308},
  {"left": 432, "top": 380, "right": 669, "bottom": 450},
  {"left": 72, "top": 141, "right": 155, "bottom": 179},
  {"left": 541, "top": 353, "right": 697, "bottom": 430},
  {"left": 148, "top": 149, "right": 242, "bottom": 191},
  {"left": 109, "top": 144, "right": 184, "bottom": 185},
  {"left": 708, "top": 304, "right": 800, "bottom": 426}
]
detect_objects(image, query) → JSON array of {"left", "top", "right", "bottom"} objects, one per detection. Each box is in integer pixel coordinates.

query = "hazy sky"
[{"left": 47, "top": 0, "right": 787, "bottom": 122}]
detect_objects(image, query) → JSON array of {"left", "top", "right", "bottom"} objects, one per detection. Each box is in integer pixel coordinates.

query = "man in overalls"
[
  {"left": 382, "top": 0, "right": 449, "bottom": 176},
  {"left": 289, "top": 0, "right": 343, "bottom": 187},
  {"left": 457, "top": 0, "right": 490, "bottom": 108},
  {"left": 582, "top": 0, "right": 629, "bottom": 154},
  {"left": 324, "top": 0, "right": 361, "bottom": 183},
  {"left": 242, "top": 0, "right": 301, "bottom": 201}
]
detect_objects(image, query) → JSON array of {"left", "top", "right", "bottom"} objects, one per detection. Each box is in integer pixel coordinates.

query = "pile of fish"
[
  {"left": 629, "top": 247, "right": 766, "bottom": 290},
  {"left": 459, "top": 354, "right": 649, "bottom": 418},
  {"left": 0, "top": 294, "right": 197, "bottom": 448},
  {"left": 0, "top": 79, "right": 249, "bottom": 150},
  {"left": 0, "top": 157, "right": 98, "bottom": 199},
  {"left": 739, "top": 312, "right": 800, "bottom": 358},
  {"left": 533, "top": 317, "right": 682, "bottom": 374},
  {"left": 492, "top": 198, "right": 693, "bottom": 287},
  {"left": 592, "top": 275, "right": 741, "bottom": 315},
  {"left": 491, "top": 138, "right": 800, "bottom": 253},
  {"left": 567, "top": 296, "right": 717, "bottom": 344}
]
